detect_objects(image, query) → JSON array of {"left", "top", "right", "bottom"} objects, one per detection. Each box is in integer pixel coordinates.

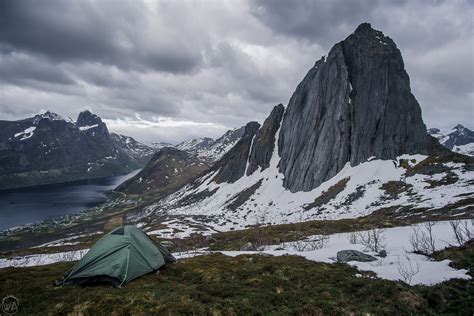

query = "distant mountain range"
[
  {"left": 116, "top": 126, "right": 246, "bottom": 195},
  {"left": 428, "top": 124, "right": 474, "bottom": 156},
  {"left": 0, "top": 109, "right": 247, "bottom": 191},
  {"left": 149, "top": 142, "right": 173, "bottom": 151}
]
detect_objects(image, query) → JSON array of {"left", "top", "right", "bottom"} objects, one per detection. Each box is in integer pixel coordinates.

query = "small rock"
[
  {"left": 160, "top": 241, "right": 174, "bottom": 249},
  {"left": 240, "top": 242, "right": 257, "bottom": 251},
  {"left": 377, "top": 250, "right": 387, "bottom": 258},
  {"left": 205, "top": 236, "right": 215, "bottom": 242},
  {"left": 274, "top": 247, "right": 285, "bottom": 251},
  {"left": 337, "top": 250, "right": 377, "bottom": 263}
]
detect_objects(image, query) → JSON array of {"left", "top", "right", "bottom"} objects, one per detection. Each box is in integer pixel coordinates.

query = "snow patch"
[
  {"left": 14, "top": 126, "right": 36, "bottom": 140},
  {"left": 79, "top": 124, "right": 99, "bottom": 131}
]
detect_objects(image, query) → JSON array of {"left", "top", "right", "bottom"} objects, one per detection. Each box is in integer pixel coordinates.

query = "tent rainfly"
[{"left": 63, "top": 225, "right": 175, "bottom": 287}]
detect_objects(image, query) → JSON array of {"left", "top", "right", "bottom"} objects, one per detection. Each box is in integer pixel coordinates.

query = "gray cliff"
[{"left": 277, "top": 23, "right": 442, "bottom": 192}]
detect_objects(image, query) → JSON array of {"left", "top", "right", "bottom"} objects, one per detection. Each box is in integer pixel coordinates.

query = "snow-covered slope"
[
  {"left": 175, "top": 137, "right": 214, "bottom": 152},
  {"left": 196, "top": 127, "right": 245, "bottom": 161},
  {"left": 129, "top": 125, "right": 473, "bottom": 235},
  {"left": 428, "top": 125, "right": 474, "bottom": 156}
]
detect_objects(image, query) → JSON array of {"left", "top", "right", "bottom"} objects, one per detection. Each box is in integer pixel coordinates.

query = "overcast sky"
[{"left": 0, "top": 0, "right": 473, "bottom": 144}]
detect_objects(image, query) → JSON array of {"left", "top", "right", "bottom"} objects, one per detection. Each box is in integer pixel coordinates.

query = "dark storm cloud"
[
  {"left": 0, "top": 52, "right": 75, "bottom": 86},
  {"left": 0, "top": 0, "right": 202, "bottom": 74},
  {"left": 251, "top": 0, "right": 379, "bottom": 45},
  {"left": 0, "top": 0, "right": 472, "bottom": 143}
]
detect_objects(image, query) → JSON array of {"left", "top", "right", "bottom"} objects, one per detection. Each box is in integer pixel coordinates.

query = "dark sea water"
[{"left": 0, "top": 170, "right": 140, "bottom": 231}]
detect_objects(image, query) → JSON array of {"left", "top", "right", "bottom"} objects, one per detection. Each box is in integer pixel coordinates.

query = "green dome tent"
[{"left": 63, "top": 226, "right": 175, "bottom": 287}]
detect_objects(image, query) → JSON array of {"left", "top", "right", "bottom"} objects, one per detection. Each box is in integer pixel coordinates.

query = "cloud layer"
[{"left": 1, "top": 0, "right": 472, "bottom": 143}]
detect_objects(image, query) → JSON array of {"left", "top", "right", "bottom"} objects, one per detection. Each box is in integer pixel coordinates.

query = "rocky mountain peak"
[
  {"left": 277, "top": 23, "right": 443, "bottom": 192},
  {"left": 76, "top": 110, "right": 109, "bottom": 136},
  {"left": 246, "top": 104, "right": 284, "bottom": 175},
  {"left": 76, "top": 110, "right": 102, "bottom": 127},
  {"left": 32, "top": 111, "right": 71, "bottom": 125}
]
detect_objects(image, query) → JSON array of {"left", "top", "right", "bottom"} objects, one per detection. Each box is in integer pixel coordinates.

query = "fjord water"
[{"left": 0, "top": 170, "right": 140, "bottom": 231}]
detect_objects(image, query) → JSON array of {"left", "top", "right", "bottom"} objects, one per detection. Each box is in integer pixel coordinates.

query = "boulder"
[
  {"left": 160, "top": 241, "right": 174, "bottom": 250},
  {"left": 240, "top": 242, "right": 257, "bottom": 251},
  {"left": 337, "top": 250, "right": 377, "bottom": 263}
]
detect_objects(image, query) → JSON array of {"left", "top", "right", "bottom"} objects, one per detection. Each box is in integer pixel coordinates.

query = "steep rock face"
[
  {"left": 247, "top": 104, "right": 284, "bottom": 175},
  {"left": 278, "top": 23, "right": 442, "bottom": 192},
  {"left": 116, "top": 147, "right": 209, "bottom": 195},
  {"left": 211, "top": 121, "right": 260, "bottom": 184}
]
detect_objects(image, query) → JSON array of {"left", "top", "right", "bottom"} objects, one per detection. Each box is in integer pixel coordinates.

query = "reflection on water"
[{"left": 0, "top": 170, "right": 140, "bottom": 231}]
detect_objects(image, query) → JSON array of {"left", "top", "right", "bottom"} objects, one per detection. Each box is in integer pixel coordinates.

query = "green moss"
[
  {"left": 432, "top": 241, "right": 474, "bottom": 275},
  {"left": 380, "top": 181, "right": 413, "bottom": 198},
  {"left": 303, "top": 177, "right": 350, "bottom": 210},
  {"left": 425, "top": 171, "right": 459, "bottom": 188},
  {"left": 406, "top": 152, "right": 474, "bottom": 177}
]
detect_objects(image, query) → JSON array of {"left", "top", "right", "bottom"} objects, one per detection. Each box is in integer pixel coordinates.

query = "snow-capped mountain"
[
  {"left": 174, "top": 127, "right": 245, "bottom": 162},
  {"left": 125, "top": 23, "right": 473, "bottom": 235},
  {"left": 199, "top": 127, "right": 245, "bottom": 161},
  {"left": 0, "top": 110, "right": 142, "bottom": 190},
  {"left": 176, "top": 137, "right": 214, "bottom": 152},
  {"left": 428, "top": 124, "right": 474, "bottom": 156},
  {"left": 111, "top": 133, "right": 156, "bottom": 164},
  {"left": 149, "top": 142, "right": 173, "bottom": 150}
]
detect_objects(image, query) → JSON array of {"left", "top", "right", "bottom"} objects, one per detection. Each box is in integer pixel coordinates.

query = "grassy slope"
[{"left": 1, "top": 245, "right": 473, "bottom": 315}]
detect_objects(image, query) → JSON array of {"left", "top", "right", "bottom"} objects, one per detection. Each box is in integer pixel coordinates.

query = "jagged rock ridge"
[
  {"left": 246, "top": 104, "right": 284, "bottom": 175},
  {"left": 211, "top": 121, "right": 260, "bottom": 184},
  {"left": 174, "top": 127, "right": 246, "bottom": 162}
]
